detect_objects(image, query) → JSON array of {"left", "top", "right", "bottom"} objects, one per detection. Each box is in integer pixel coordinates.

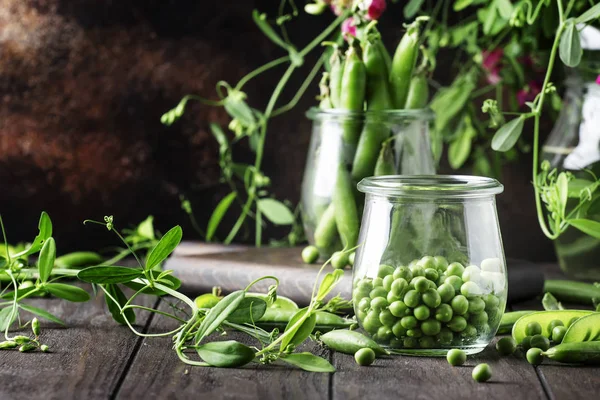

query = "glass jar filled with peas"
[{"left": 352, "top": 176, "right": 507, "bottom": 355}]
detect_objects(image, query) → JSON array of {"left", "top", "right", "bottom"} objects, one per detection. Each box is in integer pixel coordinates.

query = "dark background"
[{"left": 0, "top": 0, "right": 553, "bottom": 260}]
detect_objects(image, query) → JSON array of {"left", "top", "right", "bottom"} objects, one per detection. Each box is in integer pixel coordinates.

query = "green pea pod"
[
  {"left": 339, "top": 43, "right": 366, "bottom": 145},
  {"left": 374, "top": 141, "right": 396, "bottom": 176},
  {"left": 376, "top": 39, "right": 392, "bottom": 77},
  {"left": 543, "top": 280, "right": 600, "bottom": 305},
  {"left": 390, "top": 21, "right": 422, "bottom": 109},
  {"left": 404, "top": 73, "right": 429, "bottom": 110},
  {"left": 257, "top": 308, "right": 352, "bottom": 332},
  {"left": 320, "top": 329, "right": 388, "bottom": 356},
  {"left": 0, "top": 341, "right": 18, "bottom": 349},
  {"left": 333, "top": 165, "right": 359, "bottom": 249},
  {"left": 328, "top": 49, "right": 345, "bottom": 108},
  {"left": 313, "top": 203, "right": 339, "bottom": 252},
  {"left": 543, "top": 341, "right": 600, "bottom": 365},
  {"left": 496, "top": 310, "right": 535, "bottom": 335},
  {"left": 54, "top": 251, "right": 104, "bottom": 269},
  {"left": 19, "top": 344, "right": 37, "bottom": 353}
]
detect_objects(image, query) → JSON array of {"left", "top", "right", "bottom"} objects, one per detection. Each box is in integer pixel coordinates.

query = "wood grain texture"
[
  {"left": 115, "top": 300, "right": 331, "bottom": 400},
  {"left": 0, "top": 285, "right": 155, "bottom": 400}
]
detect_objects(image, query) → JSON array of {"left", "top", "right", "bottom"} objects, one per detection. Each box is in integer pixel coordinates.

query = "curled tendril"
[{"left": 103, "top": 215, "right": 114, "bottom": 231}]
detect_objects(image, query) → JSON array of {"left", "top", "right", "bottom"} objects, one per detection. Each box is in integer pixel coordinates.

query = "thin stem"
[
  {"left": 112, "top": 229, "right": 145, "bottom": 270},
  {"left": 4, "top": 271, "right": 19, "bottom": 340},
  {"left": 235, "top": 56, "right": 291, "bottom": 91},
  {"left": 121, "top": 304, "right": 187, "bottom": 324}
]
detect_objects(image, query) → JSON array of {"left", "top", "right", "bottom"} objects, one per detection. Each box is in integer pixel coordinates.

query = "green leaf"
[
  {"left": 0, "top": 306, "right": 17, "bottom": 331},
  {"left": 316, "top": 269, "right": 345, "bottom": 302},
  {"left": 541, "top": 292, "right": 564, "bottom": 311},
  {"left": 568, "top": 178, "right": 595, "bottom": 198},
  {"left": 54, "top": 251, "right": 104, "bottom": 269},
  {"left": 37, "top": 237, "right": 56, "bottom": 283},
  {"left": 196, "top": 340, "right": 255, "bottom": 368},
  {"left": 45, "top": 283, "right": 90, "bottom": 302},
  {"left": 145, "top": 225, "right": 182, "bottom": 271},
  {"left": 18, "top": 303, "right": 66, "bottom": 326},
  {"left": 491, "top": 116, "right": 525, "bottom": 152},
  {"left": 430, "top": 75, "right": 476, "bottom": 133},
  {"left": 256, "top": 198, "right": 294, "bottom": 225},
  {"left": 569, "top": 219, "right": 600, "bottom": 239},
  {"left": 206, "top": 192, "right": 237, "bottom": 241},
  {"left": 576, "top": 4, "right": 600, "bottom": 24},
  {"left": 196, "top": 290, "right": 245, "bottom": 343},
  {"left": 210, "top": 123, "right": 229, "bottom": 158},
  {"left": 13, "top": 212, "right": 53, "bottom": 258},
  {"left": 78, "top": 266, "right": 144, "bottom": 284},
  {"left": 404, "top": 0, "right": 425, "bottom": 19},
  {"left": 495, "top": 0, "right": 514, "bottom": 20},
  {"left": 226, "top": 297, "right": 267, "bottom": 324},
  {"left": 105, "top": 284, "right": 136, "bottom": 325},
  {"left": 136, "top": 216, "right": 155, "bottom": 241},
  {"left": 123, "top": 270, "right": 181, "bottom": 296},
  {"left": 448, "top": 115, "right": 477, "bottom": 169},
  {"left": 280, "top": 352, "right": 336, "bottom": 372},
  {"left": 252, "top": 10, "right": 289, "bottom": 51},
  {"left": 560, "top": 21, "right": 582, "bottom": 68},
  {"left": 280, "top": 308, "right": 317, "bottom": 352}
]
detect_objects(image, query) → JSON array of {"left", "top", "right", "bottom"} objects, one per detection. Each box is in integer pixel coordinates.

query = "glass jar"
[
  {"left": 352, "top": 176, "right": 507, "bottom": 355},
  {"left": 301, "top": 108, "right": 435, "bottom": 256}
]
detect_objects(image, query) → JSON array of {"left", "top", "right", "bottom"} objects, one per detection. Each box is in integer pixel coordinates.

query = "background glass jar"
[
  {"left": 352, "top": 176, "right": 507, "bottom": 355},
  {"left": 301, "top": 108, "right": 435, "bottom": 256}
]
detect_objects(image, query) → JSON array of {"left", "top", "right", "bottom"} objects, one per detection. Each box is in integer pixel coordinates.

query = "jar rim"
[
  {"left": 306, "top": 107, "right": 435, "bottom": 121},
  {"left": 357, "top": 175, "right": 504, "bottom": 198}
]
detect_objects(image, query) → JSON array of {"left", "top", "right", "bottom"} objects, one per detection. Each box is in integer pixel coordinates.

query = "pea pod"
[
  {"left": 313, "top": 203, "right": 339, "bottom": 252},
  {"left": 496, "top": 310, "right": 535, "bottom": 335},
  {"left": 562, "top": 313, "right": 600, "bottom": 343},
  {"left": 511, "top": 310, "right": 593, "bottom": 343},
  {"left": 320, "top": 329, "right": 389, "bottom": 356},
  {"left": 543, "top": 280, "right": 600, "bottom": 305},
  {"left": 328, "top": 49, "right": 345, "bottom": 108},
  {"left": 543, "top": 341, "right": 600, "bottom": 364},
  {"left": 54, "top": 251, "right": 103, "bottom": 269},
  {"left": 339, "top": 42, "right": 367, "bottom": 145},
  {"left": 257, "top": 309, "right": 352, "bottom": 332},
  {"left": 333, "top": 165, "right": 359, "bottom": 248},
  {"left": 376, "top": 39, "right": 392, "bottom": 77},
  {"left": 389, "top": 20, "right": 422, "bottom": 109},
  {"left": 351, "top": 38, "right": 393, "bottom": 182},
  {"left": 374, "top": 141, "right": 396, "bottom": 176},
  {"left": 404, "top": 73, "right": 429, "bottom": 110}
]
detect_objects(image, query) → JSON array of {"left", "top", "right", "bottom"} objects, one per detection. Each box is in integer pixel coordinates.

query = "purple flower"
[
  {"left": 517, "top": 81, "right": 542, "bottom": 107},
  {"left": 482, "top": 49, "right": 503, "bottom": 85},
  {"left": 596, "top": 75, "right": 600, "bottom": 85},
  {"left": 342, "top": 17, "right": 357, "bottom": 39},
  {"left": 366, "top": 0, "right": 387, "bottom": 20}
]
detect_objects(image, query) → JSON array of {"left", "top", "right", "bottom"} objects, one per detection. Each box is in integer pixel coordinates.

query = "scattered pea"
[
  {"left": 530, "top": 334, "right": 550, "bottom": 351},
  {"left": 40, "top": 344, "right": 49, "bottom": 353},
  {"left": 526, "top": 348, "right": 543, "bottom": 365},
  {"left": 525, "top": 321, "right": 542, "bottom": 337},
  {"left": 301, "top": 246, "right": 319, "bottom": 264},
  {"left": 355, "top": 348, "right": 376, "bottom": 366},
  {"left": 447, "top": 349, "right": 467, "bottom": 366},
  {"left": 472, "top": 363, "right": 492, "bottom": 382},
  {"left": 552, "top": 325, "right": 567, "bottom": 343},
  {"left": 496, "top": 337, "right": 517, "bottom": 356},
  {"left": 547, "top": 319, "right": 564, "bottom": 334},
  {"left": 521, "top": 336, "right": 532, "bottom": 351}
]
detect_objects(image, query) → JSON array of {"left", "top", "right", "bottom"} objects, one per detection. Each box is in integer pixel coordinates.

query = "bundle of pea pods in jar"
[{"left": 300, "top": 19, "right": 436, "bottom": 263}]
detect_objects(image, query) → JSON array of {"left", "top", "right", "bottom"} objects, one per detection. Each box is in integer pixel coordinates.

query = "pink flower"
[
  {"left": 341, "top": 18, "right": 357, "bottom": 39},
  {"left": 517, "top": 80, "right": 542, "bottom": 107},
  {"left": 482, "top": 49, "right": 504, "bottom": 85},
  {"left": 596, "top": 75, "right": 600, "bottom": 85},
  {"left": 366, "top": 0, "right": 387, "bottom": 20},
  {"left": 329, "top": 0, "right": 352, "bottom": 16}
]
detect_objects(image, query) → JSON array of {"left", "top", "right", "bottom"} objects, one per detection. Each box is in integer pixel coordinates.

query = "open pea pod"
[
  {"left": 246, "top": 292, "right": 298, "bottom": 311},
  {"left": 562, "top": 313, "right": 600, "bottom": 343},
  {"left": 512, "top": 310, "right": 593, "bottom": 343}
]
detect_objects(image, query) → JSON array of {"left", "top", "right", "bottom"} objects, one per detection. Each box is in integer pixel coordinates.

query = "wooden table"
[{"left": 0, "top": 259, "right": 598, "bottom": 400}]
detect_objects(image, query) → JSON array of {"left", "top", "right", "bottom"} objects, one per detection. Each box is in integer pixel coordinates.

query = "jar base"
[{"left": 386, "top": 344, "right": 486, "bottom": 357}]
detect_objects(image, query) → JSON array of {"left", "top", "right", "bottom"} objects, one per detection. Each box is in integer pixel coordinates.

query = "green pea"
[
  {"left": 379, "top": 309, "right": 397, "bottom": 327},
  {"left": 418, "top": 256, "right": 436, "bottom": 270},
  {"left": 437, "top": 328, "right": 453, "bottom": 345},
  {"left": 478, "top": 323, "right": 491, "bottom": 336},
  {"left": 567, "top": 317, "right": 580, "bottom": 327},
  {"left": 437, "top": 283, "right": 455, "bottom": 303},
  {"left": 404, "top": 290, "right": 421, "bottom": 308},
  {"left": 406, "top": 328, "right": 422, "bottom": 338},
  {"left": 376, "top": 326, "right": 393, "bottom": 341},
  {"left": 451, "top": 295, "right": 469, "bottom": 315},
  {"left": 422, "top": 288, "right": 442, "bottom": 308},
  {"left": 389, "top": 338, "right": 402, "bottom": 348},
  {"left": 348, "top": 252, "right": 356, "bottom": 266},
  {"left": 472, "top": 363, "right": 492, "bottom": 382},
  {"left": 403, "top": 337, "right": 419, "bottom": 348},
  {"left": 378, "top": 264, "right": 395, "bottom": 278},
  {"left": 382, "top": 275, "right": 395, "bottom": 291},
  {"left": 357, "top": 297, "right": 371, "bottom": 312},
  {"left": 357, "top": 310, "right": 367, "bottom": 321},
  {"left": 462, "top": 265, "right": 481, "bottom": 282},
  {"left": 387, "top": 292, "right": 401, "bottom": 304},
  {"left": 301, "top": 245, "right": 319, "bottom": 264},
  {"left": 371, "top": 296, "right": 388, "bottom": 311},
  {"left": 393, "top": 266, "right": 412, "bottom": 281},
  {"left": 434, "top": 256, "right": 449, "bottom": 271},
  {"left": 520, "top": 336, "right": 532, "bottom": 351},
  {"left": 424, "top": 268, "right": 439, "bottom": 282},
  {"left": 421, "top": 319, "right": 441, "bottom": 336},
  {"left": 410, "top": 265, "right": 426, "bottom": 277},
  {"left": 419, "top": 336, "right": 435, "bottom": 349},
  {"left": 40, "top": 344, "right": 49, "bottom": 353},
  {"left": 372, "top": 277, "right": 384, "bottom": 287},
  {"left": 413, "top": 277, "right": 430, "bottom": 293},
  {"left": 355, "top": 348, "right": 376, "bottom": 366},
  {"left": 358, "top": 279, "right": 373, "bottom": 292},
  {"left": 525, "top": 321, "right": 542, "bottom": 337},
  {"left": 354, "top": 286, "right": 371, "bottom": 300},
  {"left": 331, "top": 251, "right": 349, "bottom": 269},
  {"left": 552, "top": 325, "right": 567, "bottom": 343},
  {"left": 468, "top": 297, "right": 485, "bottom": 313},
  {"left": 526, "top": 348, "right": 543, "bottom": 365},
  {"left": 496, "top": 337, "right": 517, "bottom": 356},
  {"left": 435, "top": 304, "right": 453, "bottom": 323},
  {"left": 414, "top": 305, "right": 430, "bottom": 321},
  {"left": 448, "top": 316, "right": 467, "bottom": 332},
  {"left": 461, "top": 281, "right": 483, "bottom": 299},
  {"left": 445, "top": 275, "right": 463, "bottom": 292},
  {"left": 370, "top": 287, "right": 388, "bottom": 300},
  {"left": 437, "top": 274, "right": 448, "bottom": 287},
  {"left": 547, "top": 319, "right": 564, "bottom": 333},
  {"left": 391, "top": 278, "right": 408, "bottom": 296},
  {"left": 447, "top": 262, "right": 465, "bottom": 277},
  {"left": 461, "top": 324, "right": 477, "bottom": 339},
  {"left": 392, "top": 320, "right": 408, "bottom": 338},
  {"left": 447, "top": 349, "right": 467, "bottom": 366},
  {"left": 530, "top": 334, "right": 550, "bottom": 351},
  {"left": 389, "top": 300, "right": 409, "bottom": 317},
  {"left": 483, "top": 293, "right": 500, "bottom": 311},
  {"left": 401, "top": 315, "right": 418, "bottom": 329},
  {"left": 470, "top": 311, "right": 488, "bottom": 326}
]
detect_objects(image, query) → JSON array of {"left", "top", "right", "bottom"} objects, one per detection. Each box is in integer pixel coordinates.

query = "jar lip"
[
  {"left": 306, "top": 107, "right": 435, "bottom": 121},
  {"left": 357, "top": 175, "right": 504, "bottom": 197}
]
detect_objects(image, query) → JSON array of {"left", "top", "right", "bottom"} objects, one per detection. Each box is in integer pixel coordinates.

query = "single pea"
[
  {"left": 470, "top": 311, "right": 488, "bottom": 326},
  {"left": 355, "top": 348, "right": 376, "bottom": 366},
  {"left": 373, "top": 277, "right": 384, "bottom": 287},
  {"left": 379, "top": 309, "right": 397, "bottom": 327},
  {"left": 567, "top": 317, "right": 580, "bottom": 327},
  {"left": 421, "top": 319, "right": 442, "bottom": 336},
  {"left": 530, "top": 334, "right": 550, "bottom": 351},
  {"left": 392, "top": 320, "right": 408, "bottom": 338},
  {"left": 331, "top": 251, "right": 349, "bottom": 269},
  {"left": 552, "top": 325, "right": 567, "bottom": 343},
  {"left": 404, "top": 290, "right": 421, "bottom": 308},
  {"left": 357, "top": 297, "right": 371, "bottom": 312},
  {"left": 382, "top": 275, "right": 395, "bottom": 291},
  {"left": 447, "top": 262, "right": 465, "bottom": 277},
  {"left": 525, "top": 321, "right": 542, "bottom": 337},
  {"left": 451, "top": 295, "right": 469, "bottom": 315},
  {"left": 461, "top": 324, "right": 478, "bottom": 339},
  {"left": 376, "top": 326, "right": 393, "bottom": 341},
  {"left": 363, "top": 316, "right": 382, "bottom": 334},
  {"left": 418, "top": 256, "right": 436, "bottom": 270},
  {"left": 483, "top": 293, "right": 500, "bottom": 311},
  {"left": 435, "top": 304, "right": 454, "bottom": 323},
  {"left": 389, "top": 300, "right": 409, "bottom": 317},
  {"left": 472, "top": 363, "right": 492, "bottom": 382},
  {"left": 496, "top": 337, "right": 517, "bottom": 356},
  {"left": 468, "top": 297, "right": 485, "bottom": 313},
  {"left": 408, "top": 259, "right": 419, "bottom": 268},
  {"left": 370, "top": 287, "right": 388, "bottom": 300},
  {"left": 348, "top": 252, "right": 356, "bottom": 266},
  {"left": 547, "top": 319, "right": 564, "bottom": 334},
  {"left": 445, "top": 275, "right": 463, "bottom": 292},
  {"left": 391, "top": 278, "right": 408, "bottom": 296},
  {"left": 437, "top": 283, "right": 455, "bottom": 303},
  {"left": 428, "top": 280, "right": 437, "bottom": 289},
  {"left": 437, "top": 328, "right": 454, "bottom": 345},
  {"left": 425, "top": 268, "right": 439, "bottom": 282},
  {"left": 419, "top": 336, "right": 436, "bottom": 349},
  {"left": 447, "top": 349, "right": 467, "bottom": 366},
  {"left": 437, "top": 274, "right": 448, "bottom": 287},
  {"left": 357, "top": 279, "right": 373, "bottom": 292},
  {"left": 406, "top": 328, "right": 423, "bottom": 338},
  {"left": 413, "top": 277, "right": 429, "bottom": 293},
  {"left": 434, "top": 256, "right": 449, "bottom": 271},
  {"left": 393, "top": 266, "right": 413, "bottom": 281},
  {"left": 526, "top": 348, "right": 543, "bottom": 366},
  {"left": 371, "top": 296, "right": 388, "bottom": 311},
  {"left": 461, "top": 281, "right": 483, "bottom": 299},
  {"left": 301, "top": 246, "right": 319, "bottom": 264},
  {"left": 378, "top": 264, "right": 395, "bottom": 278},
  {"left": 462, "top": 265, "right": 481, "bottom": 282},
  {"left": 520, "top": 336, "right": 532, "bottom": 351},
  {"left": 403, "top": 337, "right": 419, "bottom": 348},
  {"left": 353, "top": 286, "right": 371, "bottom": 300},
  {"left": 357, "top": 310, "right": 367, "bottom": 321},
  {"left": 414, "top": 305, "right": 431, "bottom": 321},
  {"left": 410, "top": 265, "right": 426, "bottom": 277},
  {"left": 387, "top": 292, "right": 401, "bottom": 304},
  {"left": 447, "top": 316, "right": 467, "bottom": 332},
  {"left": 401, "top": 315, "right": 418, "bottom": 329},
  {"left": 422, "top": 288, "right": 442, "bottom": 308},
  {"left": 389, "top": 338, "right": 402, "bottom": 348}
]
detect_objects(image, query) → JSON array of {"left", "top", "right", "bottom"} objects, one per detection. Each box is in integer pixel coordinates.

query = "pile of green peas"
[{"left": 353, "top": 255, "right": 505, "bottom": 349}]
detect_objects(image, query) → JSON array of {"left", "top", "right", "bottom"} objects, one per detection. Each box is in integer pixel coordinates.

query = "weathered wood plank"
[
  {"left": 116, "top": 300, "right": 331, "bottom": 400},
  {"left": 0, "top": 285, "right": 155, "bottom": 400}
]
